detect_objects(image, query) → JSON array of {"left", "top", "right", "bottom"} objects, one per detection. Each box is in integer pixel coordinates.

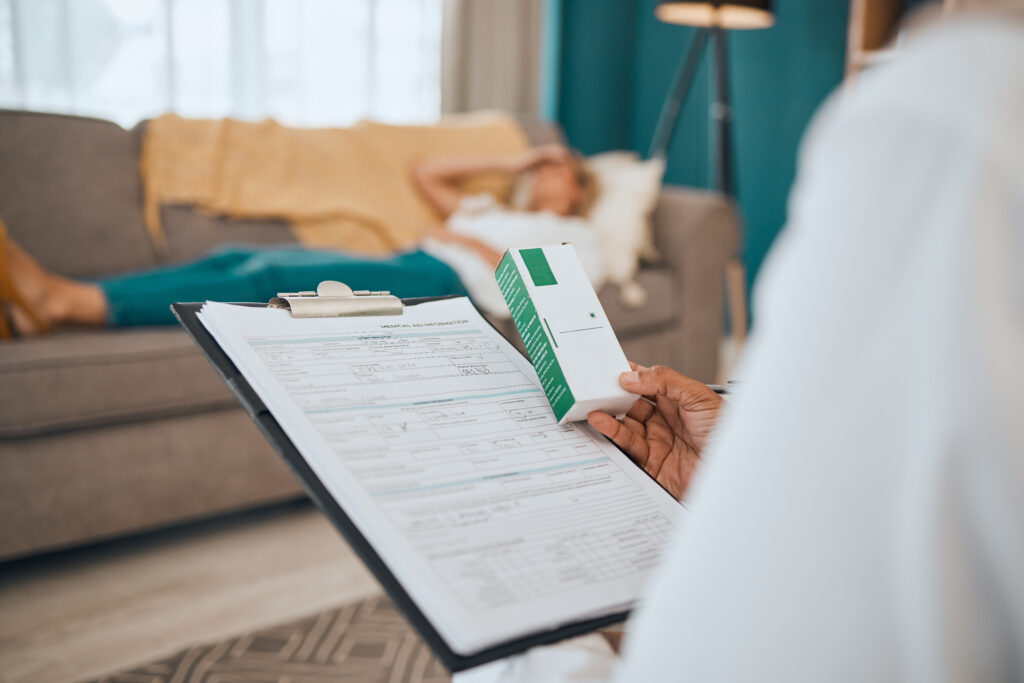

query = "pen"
[{"left": 707, "top": 380, "right": 740, "bottom": 395}]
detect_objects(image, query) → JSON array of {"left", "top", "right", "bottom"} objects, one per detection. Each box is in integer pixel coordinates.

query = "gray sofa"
[{"left": 0, "top": 110, "right": 739, "bottom": 561}]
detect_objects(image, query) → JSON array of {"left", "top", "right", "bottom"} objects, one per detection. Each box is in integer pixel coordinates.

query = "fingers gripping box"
[{"left": 495, "top": 244, "right": 637, "bottom": 423}]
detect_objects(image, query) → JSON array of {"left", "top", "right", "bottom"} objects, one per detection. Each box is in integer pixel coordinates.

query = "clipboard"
[{"left": 171, "top": 295, "right": 629, "bottom": 672}]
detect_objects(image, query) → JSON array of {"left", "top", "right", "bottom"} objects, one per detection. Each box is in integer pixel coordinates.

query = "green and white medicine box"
[{"left": 495, "top": 244, "right": 637, "bottom": 423}]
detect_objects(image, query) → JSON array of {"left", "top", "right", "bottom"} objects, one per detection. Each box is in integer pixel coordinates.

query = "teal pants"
[{"left": 98, "top": 245, "right": 467, "bottom": 326}]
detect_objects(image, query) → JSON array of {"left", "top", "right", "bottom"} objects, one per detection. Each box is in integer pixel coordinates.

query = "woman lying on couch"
[{"left": 0, "top": 144, "right": 599, "bottom": 338}]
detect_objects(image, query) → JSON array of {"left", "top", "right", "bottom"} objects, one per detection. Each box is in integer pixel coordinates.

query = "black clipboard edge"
[{"left": 172, "top": 300, "right": 628, "bottom": 672}]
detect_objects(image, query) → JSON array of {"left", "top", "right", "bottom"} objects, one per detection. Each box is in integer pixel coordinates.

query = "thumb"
[{"left": 619, "top": 365, "right": 714, "bottom": 407}]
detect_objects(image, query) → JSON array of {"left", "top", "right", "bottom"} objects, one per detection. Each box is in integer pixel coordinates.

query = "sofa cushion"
[
  {"left": 0, "top": 110, "right": 159, "bottom": 278},
  {"left": 0, "top": 329, "right": 237, "bottom": 438},
  {"left": 0, "top": 268, "right": 676, "bottom": 440}
]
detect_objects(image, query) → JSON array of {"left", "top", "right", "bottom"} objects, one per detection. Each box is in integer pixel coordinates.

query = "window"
[{"left": 0, "top": 0, "right": 442, "bottom": 128}]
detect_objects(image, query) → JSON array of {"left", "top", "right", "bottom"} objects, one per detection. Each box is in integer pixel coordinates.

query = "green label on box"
[
  {"left": 496, "top": 251, "right": 575, "bottom": 421},
  {"left": 520, "top": 248, "right": 558, "bottom": 287}
]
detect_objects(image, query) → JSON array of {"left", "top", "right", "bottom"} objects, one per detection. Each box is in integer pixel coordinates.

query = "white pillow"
[{"left": 585, "top": 152, "right": 665, "bottom": 307}]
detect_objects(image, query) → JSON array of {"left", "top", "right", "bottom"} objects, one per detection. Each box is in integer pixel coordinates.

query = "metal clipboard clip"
[{"left": 268, "top": 280, "right": 404, "bottom": 318}]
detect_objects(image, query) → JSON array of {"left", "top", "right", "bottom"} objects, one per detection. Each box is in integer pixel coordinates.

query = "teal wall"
[
  {"left": 556, "top": 1, "right": 638, "bottom": 152},
  {"left": 554, "top": 0, "right": 849, "bottom": 296}
]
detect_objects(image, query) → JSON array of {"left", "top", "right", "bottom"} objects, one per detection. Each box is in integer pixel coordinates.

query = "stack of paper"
[{"left": 198, "top": 297, "right": 683, "bottom": 656}]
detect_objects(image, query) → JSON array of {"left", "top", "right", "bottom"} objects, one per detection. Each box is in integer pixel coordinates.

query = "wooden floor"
[{"left": 0, "top": 501, "right": 382, "bottom": 683}]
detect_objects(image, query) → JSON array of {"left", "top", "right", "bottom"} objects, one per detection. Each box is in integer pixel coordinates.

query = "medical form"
[{"left": 197, "top": 297, "right": 683, "bottom": 657}]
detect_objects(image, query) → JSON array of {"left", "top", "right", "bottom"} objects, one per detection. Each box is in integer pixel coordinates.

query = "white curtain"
[
  {"left": 440, "top": 0, "right": 544, "bottom": 115},
  {"left": 0, "top": 0, "right": 442, "bottom": 128}
]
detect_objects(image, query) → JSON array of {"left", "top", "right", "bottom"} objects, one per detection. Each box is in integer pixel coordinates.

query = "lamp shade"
[{"left": 655, "top": 0, "right": 775, "bottom": 30}]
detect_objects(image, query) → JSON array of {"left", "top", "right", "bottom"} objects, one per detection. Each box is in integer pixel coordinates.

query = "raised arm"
[{"left": 412, "top": 145, "right": 571, "bottom": 219}]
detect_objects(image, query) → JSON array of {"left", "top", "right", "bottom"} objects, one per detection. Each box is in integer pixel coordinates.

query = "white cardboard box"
[{"left": 495, "top": 244, "right": 637, "bottom": 423}]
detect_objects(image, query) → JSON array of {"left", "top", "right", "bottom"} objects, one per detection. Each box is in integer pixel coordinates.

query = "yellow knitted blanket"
[{"left": 139, "top": 112, "right": 529, "bottom": 253}]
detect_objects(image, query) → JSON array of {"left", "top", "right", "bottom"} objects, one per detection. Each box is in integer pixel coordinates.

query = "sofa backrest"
[
  {"left": 512, "top": 114, "right": 564, "bottom": 147},
  {"left": 0, "top": 110, "right": 160, "bottom": 278},
  {"left": 0, "top": 110, "right": 567, "bottom": 278}
]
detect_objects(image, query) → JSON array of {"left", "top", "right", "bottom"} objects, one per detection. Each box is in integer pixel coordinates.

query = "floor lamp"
[{"left": 649, "top": 0, "right": 774, "bottom": 346}]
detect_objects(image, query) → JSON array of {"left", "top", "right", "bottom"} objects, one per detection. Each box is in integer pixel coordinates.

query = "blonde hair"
[
  {"left": 570, "top": 156, "right": 600, "bottom": 218},
  {"left": 507, "top": 152, "right": 601, "bottom": 217}
]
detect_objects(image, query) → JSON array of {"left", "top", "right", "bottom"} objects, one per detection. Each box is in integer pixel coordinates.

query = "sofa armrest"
[
  {"left": 652, "top": 185, "right": 739, "bottom": 270},
  {"left": 649, "top": 185, "right": 740, "bottom": 381}
]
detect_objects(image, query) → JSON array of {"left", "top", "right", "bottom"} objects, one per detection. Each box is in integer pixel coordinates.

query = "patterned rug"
[{"left": 86, "top": 596, "right": 450, "bottom": 683}]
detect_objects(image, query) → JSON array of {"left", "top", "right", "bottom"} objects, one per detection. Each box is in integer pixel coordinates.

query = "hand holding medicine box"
[{"left": 495, "top": 244, "right": 638, "bottom": 423}]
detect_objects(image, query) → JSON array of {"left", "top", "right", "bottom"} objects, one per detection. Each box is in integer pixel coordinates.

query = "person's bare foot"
[
  {"left": 1, "top": 236, "right": 56, "bottom": 334},
  {"left": 2, "top": 236, "right": 107, "bottom": 334}
]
